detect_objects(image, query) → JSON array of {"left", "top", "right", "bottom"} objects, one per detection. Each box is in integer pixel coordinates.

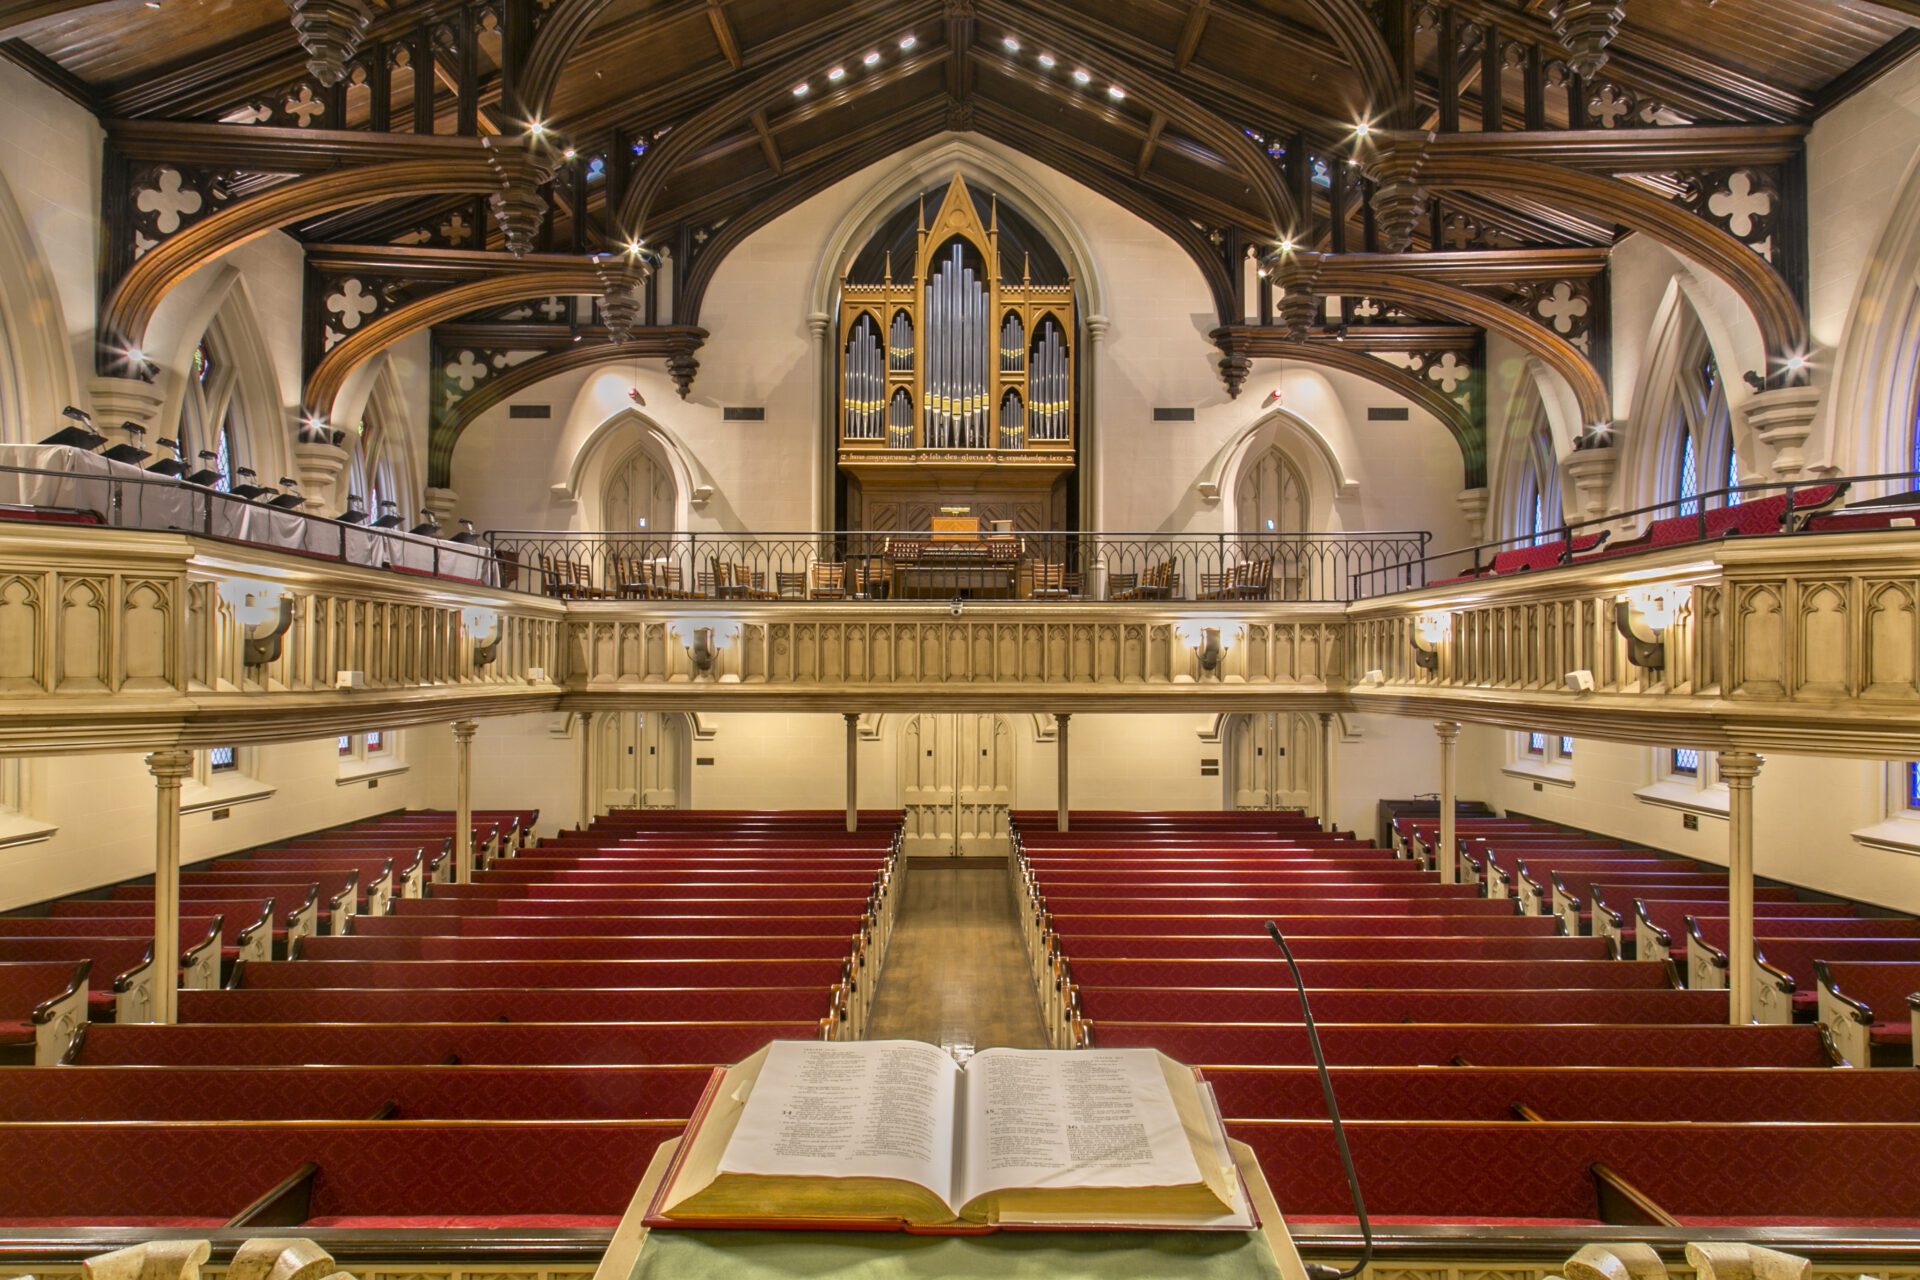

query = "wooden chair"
[
  {"left": 1230, "top": 558, "right": 1274, "bottom": 601},
  {"left": 612, "top": 558, "right": 648, "bottom": 599},
  {"left": 565, "top": 559, "right": 608, "bottom": 599},
  {"left": 810, "top": 562, "right": 847, "bottom": 600},
  {"left": 776, "top": 571, "right": 808, "bottom": 599},
  {"left": 1030, "top": 560, "right": 1073, "bottom": 600},
  {"left": 1108, "top": 571, "right": 1142, "bottom": 601},
  {"left": 537, "top": 553, "right": 576, "bottom": 599},
  {"left": 1198, "top": 571, "right": 1229, "bottom": 601}
]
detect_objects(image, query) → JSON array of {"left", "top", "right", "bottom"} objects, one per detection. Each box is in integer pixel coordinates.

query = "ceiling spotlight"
[
  {"left": 827, "top": 65, "right": 846, "bottom": 81},
  {"left": 1037, "top": 52, "right": 1056, "bottom": 68},
  {"left": 1353, "top": 120, "right": 1372, "bottom": 138},
  {"left": 793, "top": 82, "right": 809, "bottom": 96},
  {"left": 527, "top": 120, "right": 546, "bottom": 137},
  {"left": 899, "top": 35, "right": 917, "bottom": 50},
  {"left": 625, "top": 239, "right": 645, "bottom": 256},
  {"left": 1278, "top": 238, "right": 1295, "bottom": 252},
  {"left": 863, "top": 50, "right": 881, "bottom": 65},
  {"left": 1072, "top": 67, "right": 1091, "bottom": 84},
  {"left": 1002, "top": 35, "right": 1021, "bottom": 51},
  {"left": 562, "top": 146, "right": 577, "bottom": 159},
  {"left": 1107, "top": 84, "right": 1126, "bottom": 100}
]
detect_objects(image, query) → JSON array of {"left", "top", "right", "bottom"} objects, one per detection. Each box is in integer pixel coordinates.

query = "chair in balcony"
[
  {"left": 1030, "top": 561, "right": 1075, "bottom": 600},
  {"left": 1228, "top": 558, "right": 1274, "bottom": 601},
  {"left": 565, "top": 559, "right": 608, "bottom": 600},
  {"left": 1197, "top": 571, "right": 1229, "bottom": 601},
  {"left": 776, "top": 571, "right": 808, "bottom": 599},
  {"left": 810, "top": 562, "right": 848, "bottom": 600}
]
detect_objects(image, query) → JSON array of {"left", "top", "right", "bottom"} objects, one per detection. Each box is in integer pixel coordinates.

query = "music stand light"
[
  {"left": 41, "top": 405, "right": 106, "bottom": 451},
  {"left": 100, "top": 421, "right": 152, "bottom": 466},
  {"left": 338, "top": 492, "right": 370, "bottom": 525},
  {"left": 267, "top": 477, "right": 306, "bottom": 510},
  {"left": 146, "top": 437, "right": 188, "bottom": 478},
  {"left": 370, "top": 500, "right": 404, "bottom": 529},
  {"left": 449, "top": 518, "right": 480, "bottom": 545},
  {"left": 228, "top": 467, "right": 271, "bottom": 501},
  {"left": 183, "top": 450, "right": 224, "bottom": 488}
]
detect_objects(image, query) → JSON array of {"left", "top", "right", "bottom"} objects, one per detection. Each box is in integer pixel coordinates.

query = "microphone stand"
[{"left": 1265, "top": 919, "right": 1372, "bottom": 1280}]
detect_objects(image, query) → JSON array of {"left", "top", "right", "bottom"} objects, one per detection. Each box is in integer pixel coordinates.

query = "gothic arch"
[
  {"left": 1488, "top": 372, "right": 1565, "bottom": 541},
  {"left": 1199, "top": 407, "right": 1356, "bottom": 532},
  {"left": 0, "top": 162, "right": 78, "bottom": 442},
  {"left": 1817, "top": 145, "right": 1920, "bottom": 481},
  {"left": 1621, "top": 283, "right": 1739, "bottom": 510},
  {"left": 152, "top": 267, "right": 292, "bottom": 492},
  {"left": 555, "top": 405, "right": 708, "bottom": 532}
]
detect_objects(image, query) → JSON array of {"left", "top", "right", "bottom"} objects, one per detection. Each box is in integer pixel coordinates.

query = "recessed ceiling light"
[
  {"left": 863, "top": 50, "right": 881, "bottom": 65},
  {"left": 1037, "top": 52, "right": 1056, "bottom": 68},
  {"left": 527, "top": 120, "right": 546, "bottom": 137},
  {"left": 827, "top": 65, "right": 846, "bottom": 81},
  {"left": 899, "top": 35, "right": 917, "bottom": 50},
  {"left": 1072, "top": 67, "right": 1091, "bottom": 84},
  {"left": 1354, "top": 121, "right": 1373, "bottom": 138},
  {"left": 1107, "top": 85, "right": 1126, "bottom": 100},
  {"left": 793, "top": 82, "right": 809, "bottom": 96},
  {"left": 1002, "top": 35, "right": 1021, "bottom": 51}
]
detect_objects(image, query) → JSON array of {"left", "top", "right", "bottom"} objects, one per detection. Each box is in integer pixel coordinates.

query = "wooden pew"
[
  {"left": 0, "top": 960, "right": 89, "bottom": 1066},
  {"left": 1813, "top": 958, "right": 1920, "bottom": 1066}
]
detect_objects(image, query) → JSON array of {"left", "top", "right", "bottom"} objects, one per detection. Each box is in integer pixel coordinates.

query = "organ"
[{"left": 837, "top": 173, "right": 1077, "bottom": 532}]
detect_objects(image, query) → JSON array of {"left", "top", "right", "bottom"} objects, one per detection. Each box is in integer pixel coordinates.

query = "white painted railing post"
[
  {"left": 452, "top": 719, "right": 478, "bottom": 883},
  {"left": 1435, "top": 721, "right": 1461, "bottom": 884},
  {"left": 844, "top": 713, "right": 859, "bottom": 833},
  {"left": 1056, "top": 713, "right": 1072, "bottom": 833}
]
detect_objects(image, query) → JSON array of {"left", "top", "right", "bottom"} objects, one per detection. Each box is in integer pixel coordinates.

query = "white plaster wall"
[
  {"left": 1457, "top": 726, "right": 1920, "bottom": 916},
  {"left": 0, "top": 736, "right": 437, "bottom": 912},
  {"left": 0, "top": 62, "right": 101, "bottom": 386}
]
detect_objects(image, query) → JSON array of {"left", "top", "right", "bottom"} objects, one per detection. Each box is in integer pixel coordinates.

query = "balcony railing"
[{"left": 481, "top": 530, "right": 1433, "bottom": 605}]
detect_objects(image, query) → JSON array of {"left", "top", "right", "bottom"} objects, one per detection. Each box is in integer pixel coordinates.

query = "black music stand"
[
  {"left": 409, "top": 508, "right": 442, "bottom": 537},
  {"left": 228, "top": 467, "right": 271, "bottom": 501},
  {"left": 100, "top": 422, "right": 152, "bottom": 466},
  {"left": 42, "top": 405, "right": 106, "bottom": 451},
  {"left": 338, "top": 492, "right": 370, "bottom": 525},
  {"left": 370, "top": 500, "right": 404, "bottom": 529},
  {"left": 267, "top": 477, "right": 306, "bottom": 510},
  {"left": 183, "top": 451, "right": 224, "bottom": 488},
  {"left": 145, "top": 437, "right": 188, "bottom": 478},
  {"left": 448, "top": 518, "right": 480, "bottom": 545}
]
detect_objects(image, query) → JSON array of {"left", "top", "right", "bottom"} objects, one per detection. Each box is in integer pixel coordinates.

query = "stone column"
[
  {"left": 1317, "top": 712, "right": 1336, "bottom": 831},
  {"left": 1055, "top": 713, "right": 1072, "bottom": 833},
  {"left": 844, "top": 713, "right": 860, "bottom": 834},
  {"left": 1453, "top": 488, "right": 1490, "bottom": 543},
  {"left": 452, "top": 719, "right": 478, "bottom": 883},
  {"left": 577, "top": 711, "right": 596, "bottom": 832},
  {"left": 809, "top": 312, "right": 834, "bottom": 529},
  {"left": 1435, "top": 721, "right": 1461, "bottom": 883},
  {"left": 146, "top": 749, "right": 193, "bottom": 1025},
  {"left": 1719, "top": 751, "right": 1765, "bottom": 1025},
  {"left": 1081, "top": 316, "right": 1109, "bottom": 530}
]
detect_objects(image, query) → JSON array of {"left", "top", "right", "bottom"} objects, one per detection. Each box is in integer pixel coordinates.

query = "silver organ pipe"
[
  {"left": 843, "top": 315, "right": 885, "bottom": 440},
  {"left": 1001, "top": 313, "right": 1024, "bottom": 375},
  {"left": 1029, "top": 318, "right": 1069, "bottom": 442},
  {"left": 999, "top": 389, "right": 1023, "bottom": 450},
  {"left": 889, "top": 310, "right": 913, "bottom": 374},
  {"left": 888, "top": 387, "right": 913, "bottom": 448}
]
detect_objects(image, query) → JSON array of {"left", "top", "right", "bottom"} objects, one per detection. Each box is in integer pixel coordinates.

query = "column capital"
[
  {"left": 808, "top": 312, "right": 833, "bottom": 342},
  {"left": 452, "top": 718, "right": 479, "bottom": 743},
  {"left": 144, "top": 748, "right": 194, "bottom": 781},
  {"left": 1433, "top": 720, "right": 1461, "bottom": 744},
  {"left": 1716, "top": 749, "right": 1765, "bottom": 783},
  {"left": 1054, "top": 712, "right": 1072, "bottom": 725},
  {"left": 844, "top": 711, "right": 861, "bottom": 726},
  {"left": 1317, "top": 710, "right": 1335, "bottom": 725}
]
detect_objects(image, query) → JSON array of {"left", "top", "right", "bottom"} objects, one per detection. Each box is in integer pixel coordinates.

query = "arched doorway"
[
  {"left": 593, "top": 711, "right": 691, "bottom": 810},
  {"left": 900, "top": 713, "right": 1013, "bottom": 855},
  {"left": 1222, "top": 713, "right": 1319, "bottom": 812},
  {"left": 602, "top": 441, "right": 677, "bottom": 534},
  {"left": 1234, "top": 446, "right": 1308, "bottom": 535}
]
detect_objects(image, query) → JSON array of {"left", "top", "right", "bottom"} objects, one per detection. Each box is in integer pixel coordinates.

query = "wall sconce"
[
  {"left": 1410, "top": 611, "right": 1451, "bottom": 672},
  {"left": 218, "top": 580, "right": 295, "bottom": 667},
  {"left": 462, "top": 606, "right": 502, "bottom": 668},
  {"left": 672, "top": 620, "right": 737, "bottom": 673},
  {"left": 1614, "top": 586, "right": 1679, "bottom": 670},
  {"left": 1176, "top": 621, "right": 1237, "bottom": 675}
]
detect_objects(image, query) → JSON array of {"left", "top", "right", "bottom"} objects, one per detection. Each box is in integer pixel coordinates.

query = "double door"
[
  {"left": 1226, "top": 712, "right": 1317, "bottom": 812},
  {"left": 901, "top": 712, "right": 1013, "bottom": 855}
]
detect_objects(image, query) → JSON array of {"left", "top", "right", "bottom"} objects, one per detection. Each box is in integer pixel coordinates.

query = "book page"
[
  {"left": 716, "top": 1039, "right": 962, "bottom": 1210},
  {"left": 956, "top": 1046, "right": 1204, "bottom": 1209}
]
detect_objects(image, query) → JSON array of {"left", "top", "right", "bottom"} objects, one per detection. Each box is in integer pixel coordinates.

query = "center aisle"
[{"left": 866, "top": 859, "right": 1050, "bottom": 1051}]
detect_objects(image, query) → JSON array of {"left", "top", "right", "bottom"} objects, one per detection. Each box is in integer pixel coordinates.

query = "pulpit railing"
[{"left": 479, "top": 529, "right": 1433, "bottom": 604}]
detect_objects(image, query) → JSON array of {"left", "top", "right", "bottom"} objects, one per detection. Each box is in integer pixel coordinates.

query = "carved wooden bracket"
[
  {"left": 483, "top": 136, "right": 562, "bottom": 257},
  {"left": 283, "top": 0, "right": 375, "bottom": 86},
  {"left": 593, "top": 253, "right": 655, "bottom": 342},
  {"left": 1549, "top": 0, "right": 1628, "bottom": 80}
]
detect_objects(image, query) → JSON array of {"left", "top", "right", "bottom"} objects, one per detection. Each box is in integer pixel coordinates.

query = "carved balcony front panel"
[
  {"left": 1347, "top": 535, "right": 1920, "bottom": 757},
  {"left": 558, "top": 604, "right": 1349, "bottom": 712},
  {"left": 0, "top": 528, "right": 564, "bottom": 753}
]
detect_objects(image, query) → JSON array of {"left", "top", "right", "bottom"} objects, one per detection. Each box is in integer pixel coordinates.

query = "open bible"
[{"left": 648, "top": 1039, "right": 1255, "bottom": 1232}]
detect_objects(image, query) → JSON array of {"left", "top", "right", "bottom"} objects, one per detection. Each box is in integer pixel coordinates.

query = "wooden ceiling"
[{"left": 6, "top": 0, "right": 1911, "bottom": 276}]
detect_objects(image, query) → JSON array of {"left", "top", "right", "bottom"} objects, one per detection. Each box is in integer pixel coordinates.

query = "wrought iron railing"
[
  {"left": 1352, "top": 469, "right": 1919, "bottom": 599},
  {"left": 481, "top": 530, "right": 1433, "bottom": 604}
]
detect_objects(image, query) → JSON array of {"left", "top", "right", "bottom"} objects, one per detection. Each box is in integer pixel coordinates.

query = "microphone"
[{"left": 1265, "top": 919, "right": 1371, "bottom": 1280}]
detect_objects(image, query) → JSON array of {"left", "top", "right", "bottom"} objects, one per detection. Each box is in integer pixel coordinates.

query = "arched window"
[
  {"left": 1670, "top": 344, "right": 1735, "bottom": 515},
  {"left": 178, "top": 337, "right": 243, "bottom": 492},
  {"left": 602, "top": 442, "right": 676, "bottom": 533},
  {"left": 1234, "top": 445, "right": 1308, "bottom": 535},
  {"left": 1508, "top": 421, "right": 1562, "bottom": 545},
  {"left": 347, "top": 397, "right": 412, "bottom": 524}
]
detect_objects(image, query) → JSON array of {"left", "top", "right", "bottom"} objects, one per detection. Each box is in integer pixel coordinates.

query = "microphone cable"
[{"left": 1265, "top": 919, "right": 1372, "bottom": 1280}]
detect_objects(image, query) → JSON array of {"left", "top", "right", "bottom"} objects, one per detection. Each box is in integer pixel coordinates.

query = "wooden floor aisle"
[{"left": 865, "top": 858, "right": 1050, "bottom": 1051}]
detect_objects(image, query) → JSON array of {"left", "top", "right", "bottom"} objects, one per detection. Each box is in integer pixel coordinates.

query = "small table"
[{"left": 597, "top": 1138, "right": 1306, "bottom": 1280}]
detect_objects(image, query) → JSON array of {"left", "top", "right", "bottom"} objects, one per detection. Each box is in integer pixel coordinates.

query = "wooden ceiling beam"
[
  {"left": 1173, "top": 0, "right": 1210, "bottom": 71},
  {"left": 1137, "top": 110, "right": 1166, "bottom": 177},
  {"left": 678, "top": 47, "right": 944, "bottom": 173},
  {"left": 706, "top": 0, "right": 744, "bottom": 69},
  {"left": 749, "top": 108, "right": 782, "bottom": 175},
  {"left": 1294, "top": 0, "right": 1410, "bottom": 126}
]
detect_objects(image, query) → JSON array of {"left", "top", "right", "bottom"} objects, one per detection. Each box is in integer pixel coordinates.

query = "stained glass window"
[
  {"left": 1907, "top": 762, "right": 1920, "bottom": 810},
  {"left": 214, "top": 420, "right": 234, "bottom": 493},
  {"left": 1526, "top": 733, "right": 1547, "bottom": 755},
  {"left": 365, "top": 730, "right": 385, "bottom": 754},
  {"left": 1559, "top": 736, "right": 1574, "bottom": 757},
  {"left": 208, "top": 746, "right": 236, "bottom": 772},
  {"left": 1677, "top": 432, "right": 1699, "bottom": 517},
  {"left": 339, "top": 734, "right": 353, "bottom": 756},
  {"left": 1671, "top": 748, "right": 1700, "bottom": 777}
]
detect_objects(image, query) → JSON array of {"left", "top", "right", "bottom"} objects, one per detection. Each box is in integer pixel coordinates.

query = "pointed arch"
[
  {"left": 1622, "top": 283, "right": 1738, "bottom": 511},
  {"left": 554, "top": 405, "right": 710, "bottom": 533},
  {"left": 0, "top": 160, "right": 78, "bottom": 442},
  {"left": 1199, "top": 406, "right": 1357, "bottom": 531},
  {"left": 154, "top": 267, "right": 292, "bottom": 494},
  {"left": 1489, "top": 372, "right": 1564, "bottom": 542}
]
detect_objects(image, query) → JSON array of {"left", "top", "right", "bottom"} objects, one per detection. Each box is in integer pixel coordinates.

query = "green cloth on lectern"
[{"left": 629, "top": 1227, "right": 1285, "bottom": 1279}]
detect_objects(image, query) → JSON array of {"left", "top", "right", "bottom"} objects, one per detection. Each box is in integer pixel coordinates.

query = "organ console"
[{"left": 837, "top": 173, "right": 1076, "bottom": 533}]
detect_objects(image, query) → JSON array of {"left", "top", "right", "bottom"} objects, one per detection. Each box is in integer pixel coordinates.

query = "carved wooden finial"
[
  {"left": 1551, "top": 0, "right": 1628, "bottom": 80},
  {"left": 283, "top": 0, "right": 375, "bottom": 86}
]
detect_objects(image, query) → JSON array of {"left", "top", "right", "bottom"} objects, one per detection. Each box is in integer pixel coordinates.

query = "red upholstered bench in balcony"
[
  {"left": 1814, "top": 958, "right": 1920, "bottom": 1066},
  {"left": 0, "top": 1064, "right": 714, "bottom": 1121},
  {"left": 70, "top": 1018, "right": 822, "bottom": 1066},
  {"left": 1206, "top": 1063, "right": 1920, "bottom": 1123},
  {"left": 0, "top": 960, "right": 90, "bottom": 1066},
  {"left": 1087, "top": 1019, "right": 1827, "bottom": 1066},
  {"left": 0, "top": 1119, "right": 681, "bottom": 1229},
  {"left": 1484, "top": 531, "right": 1611, "bottom": 575}
]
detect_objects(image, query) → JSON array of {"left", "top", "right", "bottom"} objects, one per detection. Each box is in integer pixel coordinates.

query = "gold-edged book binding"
[{"left": 645, "top": 1039, "right": 1257, "bottom": 1235}]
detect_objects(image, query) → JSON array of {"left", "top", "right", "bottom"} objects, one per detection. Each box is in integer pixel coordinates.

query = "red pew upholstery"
[{"left": 182, "top": 986, "right": 834, "bottom": 1024}]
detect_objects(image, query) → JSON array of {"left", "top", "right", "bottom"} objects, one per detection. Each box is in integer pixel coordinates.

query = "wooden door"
[{"left": 901, "top": 713, "right": 1013, "bottom": 854}]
